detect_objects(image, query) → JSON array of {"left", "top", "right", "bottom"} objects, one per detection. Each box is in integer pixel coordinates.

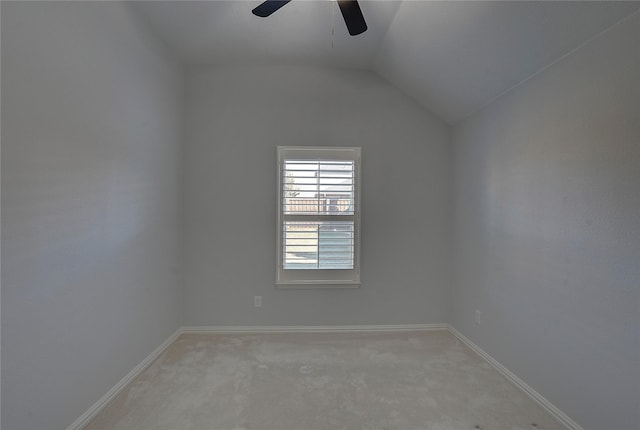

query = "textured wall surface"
[
  {"left": 1, "top": 3, "right": 183, "bottom": 429},
  {"left": 452, "top": 13, "right": 640, "bottom": 430},
  {"left": 183, "top": 65, "right": 451, "bottom": 326}
]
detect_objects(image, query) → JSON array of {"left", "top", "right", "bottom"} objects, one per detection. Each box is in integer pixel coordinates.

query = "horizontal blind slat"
[
  {"left": 280, "top": 151, "right": 358, "bottom": 272},
  {"left": 282, "top": 218, "right": 355, "bottom": 270}
]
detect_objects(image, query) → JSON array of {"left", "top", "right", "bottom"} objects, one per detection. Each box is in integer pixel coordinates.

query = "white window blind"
[{"left": 277, "top": 147, "right": 361, "bottom": 287}]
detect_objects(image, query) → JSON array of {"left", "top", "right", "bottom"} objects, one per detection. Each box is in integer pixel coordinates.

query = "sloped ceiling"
[
  {"left": 132, "top": 1, "right": 640, "bottom": 124},
  {"left": 375, "top": 1, "right": 640, "bottom": 123},
  {"left": 131, "top": 1, "right": 402, "bottom": 68}
]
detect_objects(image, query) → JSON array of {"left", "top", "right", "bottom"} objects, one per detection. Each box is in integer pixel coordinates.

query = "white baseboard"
[
  {"left": 181, "top": 323, "right": 448, "bottom": 334},
  {"left": 67, "top": 323, "right": 582, "bottom": 430},
  {"left": 65, "top": 328, "right": 182, "bottom": 430},
  {"left": 446, "top": 325, "right": 584, "bottom": 430}
]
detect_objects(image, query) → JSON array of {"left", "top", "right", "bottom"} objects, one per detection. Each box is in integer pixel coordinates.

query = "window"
[{"left": 277, "top": 146, "right": 361, "bottom": 287}]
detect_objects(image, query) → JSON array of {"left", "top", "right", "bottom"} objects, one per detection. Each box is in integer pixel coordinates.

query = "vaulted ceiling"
[{"left": 132, "top": 1, "right": 640, "bottom": 124}]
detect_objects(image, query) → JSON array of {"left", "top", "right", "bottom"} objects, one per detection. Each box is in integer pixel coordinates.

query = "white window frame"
[{"left": 276, "top": 146, "right": 361, "bottom": 288}]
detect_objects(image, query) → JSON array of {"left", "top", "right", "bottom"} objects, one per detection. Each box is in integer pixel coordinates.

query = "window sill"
[{"left": 276, "top": 280, "right": 361, "bottom": 289}]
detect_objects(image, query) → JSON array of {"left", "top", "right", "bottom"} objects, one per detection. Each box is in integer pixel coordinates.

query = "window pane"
[
  {"left": 318, "top": 222, "right": 354, "bottom": 269},
  {"left": 283, "top": 222, "right": 318, "bottom": 269},
  {"left": 283, "top": 221, "right": 354, "bottom": 270},
  {"left": 283, "top": 160, "right": 354, "bottom": 216}
]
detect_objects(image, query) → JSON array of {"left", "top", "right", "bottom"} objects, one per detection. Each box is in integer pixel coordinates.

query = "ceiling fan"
[{"left": 252, "top": 0, "right": 368, "bottom": 36}]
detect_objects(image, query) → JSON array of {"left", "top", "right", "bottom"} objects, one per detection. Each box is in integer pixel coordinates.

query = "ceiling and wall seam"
[
  {"left": 366, "top": 0, "right": 403, "bottom": 71},
  {"left": 455, "top": 7, "right": 640, "bottom": 125},
  {"left": 131, "top": 1, "right": 640, "bottom": 126}
]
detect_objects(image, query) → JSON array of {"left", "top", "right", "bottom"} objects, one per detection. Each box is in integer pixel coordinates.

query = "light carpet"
[{"left": 85, "top": 331, "right": 564, "bottom": 430}]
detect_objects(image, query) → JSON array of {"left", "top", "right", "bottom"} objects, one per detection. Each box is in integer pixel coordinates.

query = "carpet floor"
[{"left": 85, "top": 331, "right": 564, "bottom": 430}]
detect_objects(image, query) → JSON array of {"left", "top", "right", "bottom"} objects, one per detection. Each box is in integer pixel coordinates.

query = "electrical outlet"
[
  {"left": 475, "top": 310, "right": 481, "bottom": 325},
  {"left": 254, "top": 296, "right": 262, "bottom": 308}
]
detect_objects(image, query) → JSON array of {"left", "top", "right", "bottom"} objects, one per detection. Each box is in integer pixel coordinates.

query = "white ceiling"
[
  {"left": 132, "top": 1, "right": 640, "bottom": 124},
  {"left": 374, "top": 1, "right": 640, "bottom": 123},
  {"left": 132, "top": 1, "right": 402, "bottom": 69}
]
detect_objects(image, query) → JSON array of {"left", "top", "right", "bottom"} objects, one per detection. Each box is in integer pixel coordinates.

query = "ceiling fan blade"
[
  {"left": 337, "top": 0, "right": 367, "bottom": 36},
  {"left": 252, "top": 0, "right": 292, "bottom": 18}
]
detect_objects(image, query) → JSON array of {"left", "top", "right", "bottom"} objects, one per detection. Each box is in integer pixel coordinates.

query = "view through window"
[
  {"left": 283, "top": 159, "right": 355, "bottom": 269},
  {"left": 277, "top": 147, "right": 361, "bottom": 286}
]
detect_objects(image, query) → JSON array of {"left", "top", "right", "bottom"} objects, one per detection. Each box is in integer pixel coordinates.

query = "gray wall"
[
  {"left": 1, "top": 2, "right": 183, "bottom": 429},
  {"left": 183, "top": 65, "right": 451, "bottom": 326},
  {"left": 451, "top": 13, "right": 640, "bottom": 430},
  {"left": 3, "top": 2, "right": 637, "bottom": 429}
]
